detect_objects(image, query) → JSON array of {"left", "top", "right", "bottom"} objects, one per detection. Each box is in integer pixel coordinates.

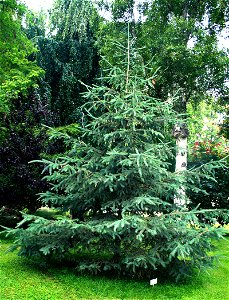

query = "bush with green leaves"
[
  {"left": 187, "top": 138, "right": 229, "bottom": 223},
  {"left": 187, "top": 102, "right": 228, "bottom": 220},
  {"left": 7, "top": 38, "right": 225, "bottom": 282}
]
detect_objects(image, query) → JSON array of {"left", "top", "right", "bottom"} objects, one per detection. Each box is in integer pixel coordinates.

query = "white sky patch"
[
  {"left": 22, "top": 0, "right": 54, "bottom": 12},
  {"left": 218, "top": 27, "right": 229, "bottom": 50}
]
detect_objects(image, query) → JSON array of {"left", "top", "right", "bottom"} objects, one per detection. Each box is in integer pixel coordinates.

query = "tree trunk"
[
  {"left": 112, "top": 237, "right": 121, "bottom": 263},
  {"left": 172, "top": 123, "right": 189, "bottom": 206}
]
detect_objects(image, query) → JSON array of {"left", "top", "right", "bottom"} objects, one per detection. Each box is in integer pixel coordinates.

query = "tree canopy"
[
  {"left": 98, "top": 0, "right": 229, "bottom": 113},
  {"left": 0, "top": 0, "right": 43, "bottom": 113},
  {"left": 28, "top": 0, "right": 100, "bottom": 125}
]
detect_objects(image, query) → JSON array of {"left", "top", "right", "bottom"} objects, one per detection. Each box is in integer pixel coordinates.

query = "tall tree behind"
[
  {"left": 140, "top": 0, "right": 228, "bottom": 205},
  {"left": 138, "top": 0, "right": 228, "bottom": 108},
  {"left": 29, "top": 0, "right": 100, "bottom": 126},
  {"left": 0, "top": 0, "right": 43, "bottom": 115},
  {"left": 97, "top": 0, "right": 228, "bottom": 205},
  {"left": 0, "top": 1, "right": 49, "bottom": 216}
]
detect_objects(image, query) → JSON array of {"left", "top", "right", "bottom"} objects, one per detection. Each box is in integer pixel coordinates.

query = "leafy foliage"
[
  {"left": 7, "top": 39, "right": 226, "bottom": 282},
  {"left": 0, "top": 0, "right": 100, "bottom": 216},
  {"left": 0, "top": 91, "right": 53, "bottom": 213},
  {"left": 0, "top": 2, "right": 48, "bottom": 215},
  {"left": 187, "top": 101, "right": 229, "bottom": 219},
  {"left": 50, "top": 0, "right": 99, "bottom": 40},
  {"left": 98, "top": 0, "right": 229, "bottom": 112},
  {"left": 0, "top": 0, "right": 44, "bottom": 113}
]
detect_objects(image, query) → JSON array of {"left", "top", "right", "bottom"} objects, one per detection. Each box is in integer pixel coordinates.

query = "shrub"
[
  {"left": 0, "top": 93, "right": 51, "bottom": 213},
  {"left": 188, "top": 137, "right": 229, "bottom": 223}
]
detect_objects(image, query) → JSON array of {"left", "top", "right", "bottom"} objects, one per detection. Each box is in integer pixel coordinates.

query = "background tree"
[
  {"left": 0, "top": 92, "right": 52, "bottom": 215},
  {"left": 0, "top": 0, "right": 43, "bottom": 114},
  {"left": 141, "top": 0, "right": 228, "bottom": 99},
  {"left": 187, "top": 100, "right": 229, "bottom": 221},
  {"left": 29, "top": 0, "right": 101, "bottom": 125},
  {"left": 0, "top": 1, "right": 48, "bottom": 219},
  {"left": 97, "top": 0, "right": 228, "bottom": 205}
]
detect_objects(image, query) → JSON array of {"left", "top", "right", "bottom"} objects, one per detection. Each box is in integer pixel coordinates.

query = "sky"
[{"left": 23, "top": 0, "right": 54, "bottom": 12}]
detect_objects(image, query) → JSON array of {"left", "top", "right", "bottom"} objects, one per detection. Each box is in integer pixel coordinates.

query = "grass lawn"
[{"left": 0, "top": 237, "right": 228, "bottom": 300}]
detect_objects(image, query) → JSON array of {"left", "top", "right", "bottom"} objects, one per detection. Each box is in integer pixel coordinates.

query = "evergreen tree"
[{"left": 8, "top": 37, "right": 225, "bottom": 282}]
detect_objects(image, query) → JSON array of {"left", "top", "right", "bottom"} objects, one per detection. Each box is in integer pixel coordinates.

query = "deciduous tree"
[{"left": 0, "top": 0, "right": 43, "bottom": 114}]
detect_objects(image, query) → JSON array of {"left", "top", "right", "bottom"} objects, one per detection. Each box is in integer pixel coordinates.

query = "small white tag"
[{"left": 150, "top": 278, "right": 157, "bottom": 286}]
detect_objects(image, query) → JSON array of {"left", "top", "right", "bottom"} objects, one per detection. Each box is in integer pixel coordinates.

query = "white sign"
[{"left": 150, "top": 278, "right": 158, "bottom": 286}]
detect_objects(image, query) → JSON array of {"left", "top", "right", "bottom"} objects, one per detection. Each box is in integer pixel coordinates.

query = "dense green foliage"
[
  {"left": 31, "top": 0, "right": 100, "bottom": 125},
  {"left": 99, "top": 0, "right": 229, "bottom": 112},
  {"left": 186, "top": 101, "right": 229, "bottom": 221},
  {"left": 0, "top": 1, "right": 47, "bottom": 216},
  {"left": 0, "top": 92, "right": 53, "bottom": 214},
  {"left": 0, "top": 0, "right": 43, "bottom": 114},
  {"left": 7, "top": 41, "right": 226, "bottom": 281}
]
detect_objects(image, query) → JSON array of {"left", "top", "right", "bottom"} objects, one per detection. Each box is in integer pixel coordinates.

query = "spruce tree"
[{"left": 8, "top": 36, "right": 225, "bottom": 282}]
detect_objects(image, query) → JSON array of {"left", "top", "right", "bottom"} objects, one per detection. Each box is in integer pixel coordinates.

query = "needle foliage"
[{"left": 7, "top": 37, "right": 225, "bottom": 282}]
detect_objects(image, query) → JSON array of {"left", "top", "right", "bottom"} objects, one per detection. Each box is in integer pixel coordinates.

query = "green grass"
[{"left": 0, "top": 238, "right": 228, "bottom": 300}]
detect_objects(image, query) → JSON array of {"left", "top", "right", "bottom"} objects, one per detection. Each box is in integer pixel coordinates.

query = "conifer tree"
[{"left": 8, "top": 35, "right": 224, "bottom": 282}]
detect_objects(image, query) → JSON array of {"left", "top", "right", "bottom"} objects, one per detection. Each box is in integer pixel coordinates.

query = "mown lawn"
[{"left": 0, "top": 237, "right": 228, "bottom": 300}]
